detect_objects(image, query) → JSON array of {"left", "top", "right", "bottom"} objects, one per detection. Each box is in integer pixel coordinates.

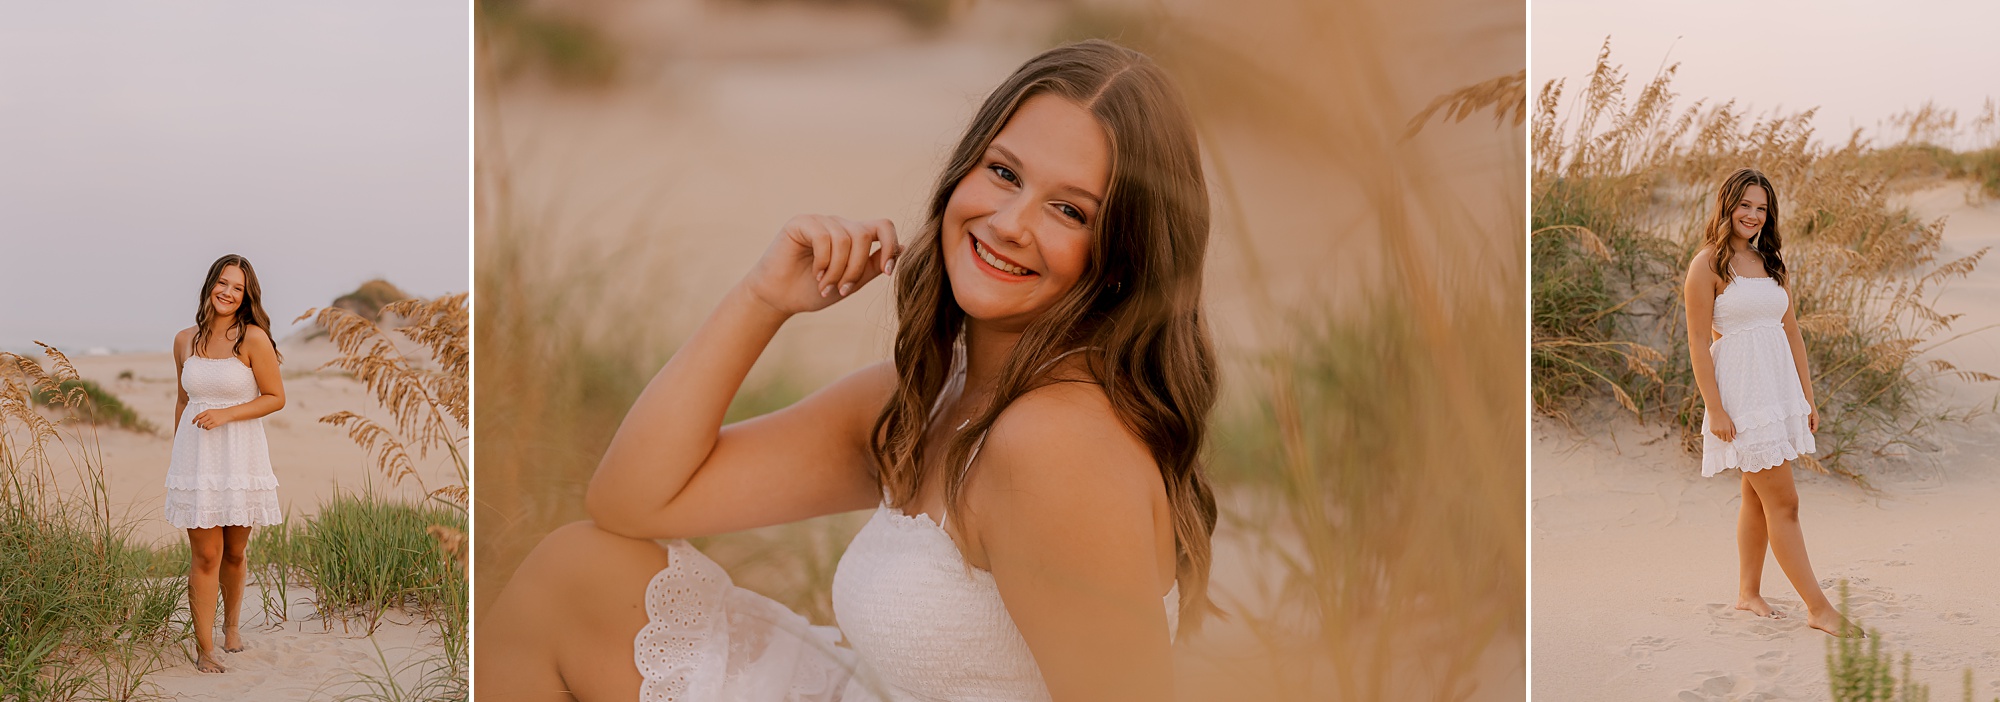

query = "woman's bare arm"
[
  {"left": 1684, "top": 252, "right": 1732, "bottom": 439},
  {"left": 1781, "top": 284, "right": 1817, "bottom": 429},
  {"left": 968, "top": 383, "right": 1176, "bottom": 702},
  {"left": 585, "top": 215, "right": 902, "bottom": 539},
  {"left": 172, "top": 328, "right": 192, "bottom": 434}
]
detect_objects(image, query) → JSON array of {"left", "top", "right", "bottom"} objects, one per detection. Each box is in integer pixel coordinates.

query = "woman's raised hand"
[{"left": 744, "top": 215, "right": 901, "bottom": 316}]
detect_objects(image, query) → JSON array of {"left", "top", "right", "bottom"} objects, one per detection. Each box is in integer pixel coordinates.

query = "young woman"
[
  {"left": 481, "top": 40, "right": 1219, "bottom": 701},
  {"left": 166, "top": 253, "right": 286, "bottom": 673},
  {"left": 1683, "top": 168, "right": 1855, "bottom": 638}
]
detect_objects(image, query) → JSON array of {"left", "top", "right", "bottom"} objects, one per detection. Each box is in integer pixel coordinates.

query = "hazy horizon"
[
  {"left": 1534, "top": 0, "right": 1997, "bottom": 149},
  {"left": 0, "top": 3, "right": 467, "bottom": 355}
]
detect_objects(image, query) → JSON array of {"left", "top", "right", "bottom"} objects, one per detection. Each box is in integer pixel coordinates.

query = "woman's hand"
[
  {"left": 1808, "top": 407, "right": 1818, "bottom": 433},
  {"left": 191, "top": 407, "right": 235, "bottom": 431},
  {"left": 744, "top": 215, "right": 901, "bottom": 316},
  {"left": 1708, "top": 407, "right": 1736, "bottom": 442}
]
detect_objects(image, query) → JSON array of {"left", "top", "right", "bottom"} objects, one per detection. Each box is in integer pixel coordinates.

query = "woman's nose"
[{"left": 988, "top": 194, "right": 1032, "bottom": 246}]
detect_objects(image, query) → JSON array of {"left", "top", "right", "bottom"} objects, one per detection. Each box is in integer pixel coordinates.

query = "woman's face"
[
  {"left": 942, "top": 93, "right": 1111, "bottom": 330},
  {"left": 210, "top": 265, "right": 246, "bottom": 317},
  {"left": 1731, "top": 184, "right": 1769, "bottom": 242}
]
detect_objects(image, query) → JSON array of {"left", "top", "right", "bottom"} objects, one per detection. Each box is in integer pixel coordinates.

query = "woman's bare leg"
[
  {"left": 477, "top": 521, "right": 674, "bottom": 702},
  {"left": 1741, "top": 462, "right": 1858, "bottom": 636},
  {"left": 220, "top": 526, "right": 252, "bottom": 652},
  {"left": 1735, "top": 475, "right": 1775, "bottom": 616},
  {"left": 187, "top": 527, "right": 226, "bottom": 672}
]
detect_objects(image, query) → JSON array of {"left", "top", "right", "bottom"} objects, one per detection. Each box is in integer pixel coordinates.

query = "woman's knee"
[
  {"left": 516, "top": 521, "right": 674, "bottom": 593},
  {"left": 1758, "top": 490, "right": 1800, "bottom": 520},
  {"left": 220, "top": 543, "right": 249, "bottom": 568},
  {"left": 190, "top": 542, "right": 224, "bottom": 573}
]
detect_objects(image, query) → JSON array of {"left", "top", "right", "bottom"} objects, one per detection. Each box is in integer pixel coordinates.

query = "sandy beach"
[
  {"left": 140, "top": 584, "right": 437, "bottom": 701},
  {"left": 11, "top": 337, "right": 459, "bottom": 697},
  {"left": 1532, "top": 184, "right": 2000, "bottom": 700}
]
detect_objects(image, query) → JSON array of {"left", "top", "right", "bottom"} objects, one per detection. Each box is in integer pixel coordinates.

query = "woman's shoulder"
[
  {"left": 1687, "top": 246, "right": 1718, "bottom": 273},
  {"left": 1685, "top": 248, "right": 1724, "bottom": 285},
  {"left": 980, "top": 381, "right": 1158, "bottom": 496}
]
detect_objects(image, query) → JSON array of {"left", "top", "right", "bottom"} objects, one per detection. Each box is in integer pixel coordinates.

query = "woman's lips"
[{"left": 970, "top": 235, "right": 1037, "bottom": 279}]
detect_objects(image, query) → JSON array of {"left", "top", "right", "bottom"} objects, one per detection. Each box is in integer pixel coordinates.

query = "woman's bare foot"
[
  {"left": 1808, "top": 608, "right": 1863, "bottom": 638},
  {"left": 222, "top": 627, "right": 246, "bottom": 653},
  {"left": 1735, "top": 595, "right": 1779, "bottom": 618},
  {"left": 195, "top": 652, "right": 226, "bottom": 674}
]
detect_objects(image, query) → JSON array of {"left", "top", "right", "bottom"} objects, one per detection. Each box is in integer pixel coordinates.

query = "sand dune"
[{"left": 1532, "top": 185, "right": 2000, "bottom": 700}]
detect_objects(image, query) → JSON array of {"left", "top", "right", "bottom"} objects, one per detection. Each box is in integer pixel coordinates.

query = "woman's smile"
[{"left": 970, "top": 234, "right": 1038, "bottom": 279}]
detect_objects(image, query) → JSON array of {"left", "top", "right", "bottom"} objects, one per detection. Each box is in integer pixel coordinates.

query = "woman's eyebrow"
[{"left": 991, "top": 143, "right": 1104, "bottom": 205}]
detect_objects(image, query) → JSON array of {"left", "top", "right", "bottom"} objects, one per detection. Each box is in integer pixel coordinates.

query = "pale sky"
[
  {"left": 0, "top": 3, "right": 467, "bottom": 354},
  {"left": 1534, "top": 0, "right": 1998, "bottom": 148}
]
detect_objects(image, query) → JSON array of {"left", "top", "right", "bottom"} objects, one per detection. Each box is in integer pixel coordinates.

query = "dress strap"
[{"left": 937, "top": 345, "right": 1098, "bottom": 532}]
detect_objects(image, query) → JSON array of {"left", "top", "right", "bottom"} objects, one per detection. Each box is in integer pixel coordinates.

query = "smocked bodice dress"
[
  {"left": 162, "top": 355, "right": 282, "bottom": 528},
  {"left": 632, "top": 342, "right": 1180, "bottom": 701},
  {"left": 1701, "top": 276, "right": 1816, "bottom": 476}
]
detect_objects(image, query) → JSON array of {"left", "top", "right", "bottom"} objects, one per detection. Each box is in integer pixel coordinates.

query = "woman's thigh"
[{"left": 480, "top": 521, "right": 675, "bottom": 702}]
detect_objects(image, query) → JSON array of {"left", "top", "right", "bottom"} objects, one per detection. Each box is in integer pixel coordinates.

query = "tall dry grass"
[
  {"left": 475, "top": 1, "right": 1523, "bottom": 699},
  {"left": 2, "top": 345, "right": 184, "bottom": 701},
  {"left": 1127, "top": 4, "right": 1523, "bottom": 698},
  {"left": 296, "top": 295, "right": 470, "bottom": 701},
  {"left": 1532, "top": 40, "right": 1996, "bottom": 480}
]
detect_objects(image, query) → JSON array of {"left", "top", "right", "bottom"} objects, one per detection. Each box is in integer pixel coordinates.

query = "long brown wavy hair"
[
  {"left": 1700, "top": 167, "right": 1788, "bottom": 286},
  {"left": 867, "top": 40, "right": 1221, "bottom": 632},
  {"left": 191, "top": 254, "right": 281, "bottom": 362}
]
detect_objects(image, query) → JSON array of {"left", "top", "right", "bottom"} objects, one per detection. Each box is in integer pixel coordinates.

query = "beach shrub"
[{"left": 30, "top": 378, "right": 157, "bottom": 435}]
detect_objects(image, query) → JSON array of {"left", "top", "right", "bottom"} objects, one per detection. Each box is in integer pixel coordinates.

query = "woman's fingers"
[
  {"left": 777, "top": 214, "right": 896, "bottom": 302},
  {"left": 832, "top": 218, "right": 878, "bottom": 296},
  {"left": 799, "top": 218, "right": 833, "bottom": 285},
  {"left": 870, "top": 218, "right": 901, "bottom": 275},
  {"left": 820, "top": 217, "right": 853, "bottom": 298}
]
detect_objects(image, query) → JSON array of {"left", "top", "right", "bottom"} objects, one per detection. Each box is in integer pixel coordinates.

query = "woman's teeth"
[{"left": 974, "top": 238, "right": 1031, "bottom": 276}]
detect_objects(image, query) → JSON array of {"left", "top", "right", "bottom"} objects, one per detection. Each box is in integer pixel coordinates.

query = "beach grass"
[
  {"left": 29, "top": 378, "right": 157, "bottom": 435},
  {"left": 297, "top": 293, "right": 470, "bottom": 698},
  {"left": 1531, "top": 41, "right": 1996, "bottom": 480},
  {"left": 3, "top": 347, "right": 185, "bottom": 701}
]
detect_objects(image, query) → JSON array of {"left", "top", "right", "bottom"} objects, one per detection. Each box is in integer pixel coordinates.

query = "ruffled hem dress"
[
  {"left": 1701, "top": 276, "right": 1816, "bottom": 477},
  {"left": 163, "top": 355, "right": 282, "bottom": 528},
  {"left": 630, "top": 338, "right": 1181, "bottom": 701}
]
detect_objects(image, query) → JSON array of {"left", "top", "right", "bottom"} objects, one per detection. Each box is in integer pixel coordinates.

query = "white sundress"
[
  {"left": 630, "top": 340, "right": 1180, "bottom": 701},
  {"left": 163, "top": 354, "right": 283, "bottom": 529},
  {"left": 1701, "top": 275, "right": 1816, "bottom": 477}
]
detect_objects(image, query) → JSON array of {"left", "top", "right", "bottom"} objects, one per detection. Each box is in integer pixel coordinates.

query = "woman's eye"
[
  {"left": 1055, "top": 203, "right": 1085, "bottom": 223},
  {"left": 988, "top": 164, "right": 1018, "bottom": 184}
]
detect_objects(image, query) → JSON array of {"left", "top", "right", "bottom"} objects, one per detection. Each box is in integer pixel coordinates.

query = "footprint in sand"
[
  {"left": 1752, "top": 650, "right": 1789, "bottom": 678},
  {"left": 1702, "top": 602, "right": 1801, "bottom": 640},
  {"left": 1823, "top": 577, "right": 1908, "bottom": 621},
  {"left": 1624, "top": 635, "right": 1675, "bottom": 670},
  {"left": 1676, "top": 671, "right": 1783, "bottom": 702},
  {"left": 1937, "top": 611, "right": 1978, "bottom": 626}
]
